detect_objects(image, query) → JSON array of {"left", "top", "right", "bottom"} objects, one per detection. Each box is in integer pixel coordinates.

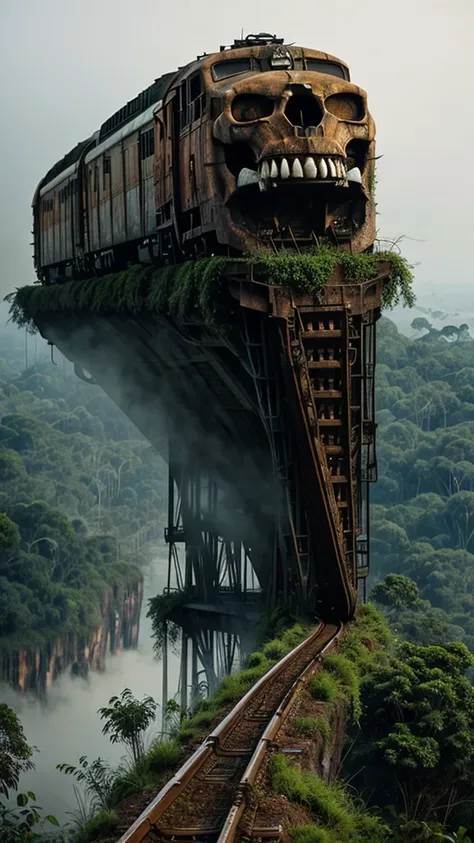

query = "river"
[{"left": 0, "top": 546, "right": 248, "bottom": 822}]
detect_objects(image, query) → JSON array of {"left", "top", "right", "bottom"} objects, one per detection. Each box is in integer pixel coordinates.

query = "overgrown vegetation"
[
  {"left": 0, "top": 320, "right": 166, "bottom": 651},
  {"left": 371, "top": 317, "right": 474, "bottom": 649},
  {"left": 271, "top": 753, "right": 390, "bottom": 843},
  {"left": 6, "top": 248, "right": 414, "bottom": 334}
]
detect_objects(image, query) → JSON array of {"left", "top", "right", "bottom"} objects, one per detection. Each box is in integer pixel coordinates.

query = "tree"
[
  {"left": 0, "top": 705, "right": 34, "bottom": 797},
  {"left": 348, "top": 642, "right": 474, "bottom": 824},
  {"left": 98, "top": 689, "right": 157, "bottom": 764},
  {"left": 0, "top": 514, "right": 20, "bottom": 567},
  {"left": 372, "top": 574, "right": 420, "bottom": 608}
]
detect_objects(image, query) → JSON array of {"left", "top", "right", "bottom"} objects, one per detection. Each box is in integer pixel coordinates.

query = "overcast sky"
[{"left": 1, "top": 0, "right": 472, "bottom": 306}]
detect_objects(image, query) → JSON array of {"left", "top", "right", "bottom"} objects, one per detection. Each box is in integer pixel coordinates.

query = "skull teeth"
[
  {"left": 291, "top": 158, "right": 304, "bottom": 178},
  {"left": 319, "top": 158, "right": 328, "bottom": 179},
  {"left": 257, "top": 155, "right": 351, "bottom": 183},
  {"left": 280, "top": 158, "right": 290, "bottom": 179},
  {"left": 303, "top": 157, "right": 317, "bottom": 179}
]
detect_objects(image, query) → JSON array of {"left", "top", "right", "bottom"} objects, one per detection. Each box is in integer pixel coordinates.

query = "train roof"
[
  {"left": 38, "top": 34, "right": 350, "bottom": 193},
  {"left": 41, "top": 136, "right": 95, "bottom": 189},
  {"left": 99, "top": 71, "right": 175, "bottom": 142}
]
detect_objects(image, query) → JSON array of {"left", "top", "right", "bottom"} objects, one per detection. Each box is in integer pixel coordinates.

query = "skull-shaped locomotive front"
[{"left": 209, "top": 55, "right": 376, "bottom": 254}]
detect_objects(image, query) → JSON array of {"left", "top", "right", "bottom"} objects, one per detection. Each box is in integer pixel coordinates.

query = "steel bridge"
[{"left": 32, "top": 261, "right": 386, "bottom": 620}]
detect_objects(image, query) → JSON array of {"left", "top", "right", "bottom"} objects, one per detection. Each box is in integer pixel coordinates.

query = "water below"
[{"left": 0, "top": 548, "right": 247, "bottom": 822}]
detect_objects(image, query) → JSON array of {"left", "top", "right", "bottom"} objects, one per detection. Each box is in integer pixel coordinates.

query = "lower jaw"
[{"left": 227, "top": 182, "right": 368, "bottom": 245}]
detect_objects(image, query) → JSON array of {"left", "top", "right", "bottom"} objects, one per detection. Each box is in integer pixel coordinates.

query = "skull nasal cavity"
[{"left": 285, "top": 95, "right": 323, "bottom": 129}]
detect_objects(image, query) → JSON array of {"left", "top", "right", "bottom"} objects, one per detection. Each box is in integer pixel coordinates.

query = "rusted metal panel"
[
  {"left": 111, "top": 146, "right": 125, "bottom": 243},
  {"left": 142, "top": 152, "right": 155, "bottom": 235},
  {"left": 124, "top": 135, "right": 141, "bottom": 241}
]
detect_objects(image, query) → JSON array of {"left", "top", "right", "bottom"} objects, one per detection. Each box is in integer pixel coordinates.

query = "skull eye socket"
[
  {"left": 232, "top": 94, "right": 274, "bottom": 123},
  {"left": 325, "top": 93, "right": 365, "bottom": 121}
]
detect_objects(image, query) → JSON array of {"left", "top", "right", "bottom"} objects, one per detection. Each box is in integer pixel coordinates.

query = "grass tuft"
[
  {"left": 294, "top": 716, "right": 331, "bottom": 740},
  {"left": 308, "top": 674, "right": 340, "bottom": 703},
  {"left": 74, "top": 809, "right": 119, "bottom": 843},
  {"left": 145, "top": 740, "right": 182, "bottom": 774},
  {"left": 271, "top": 754, "right": 389, "bottom": 843},
  {"left": 322, "top": 654, "right": 361, "bottom": 723},
  {"left": 291, "top": 826, "right": 337, "bottom": 843}
]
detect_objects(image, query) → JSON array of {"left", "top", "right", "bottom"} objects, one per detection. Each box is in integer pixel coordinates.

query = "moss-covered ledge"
[{"left": 5, "top": 250, "right": 414, "bottom": 334}]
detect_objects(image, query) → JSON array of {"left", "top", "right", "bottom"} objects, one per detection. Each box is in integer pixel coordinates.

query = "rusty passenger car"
[{"left": 33, "top": 33, "right": 376, "bottom": 283}]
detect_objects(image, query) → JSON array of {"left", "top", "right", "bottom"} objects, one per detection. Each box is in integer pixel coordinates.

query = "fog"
[
  {"left": 0, "top": 553, "right": 180, "bottom": 820},
  {"left": 0, "top": 0, "right": 473, "bottom": 306}
]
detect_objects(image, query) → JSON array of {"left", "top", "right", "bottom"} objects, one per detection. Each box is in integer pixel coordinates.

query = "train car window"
[
  {"left": 212, "top": 59, "right": 252, "bottom": 80},
  {"left": 305, "top": 60, "right": 347, "bottom": 80},
  {"left": 139, "top": 128, "right": 155, "bottom": 159},
  {"left": 103, "top": 157, "right": 111, "bottom": 190},
  {"left": 179, "top": 81, "right": 188, "bottom": 130},
  {"left": 189, "top": 74, "right": 202, "bottom": 121},
  {"left": 293, "top": 58, "right": 304, "bottom": 70}
]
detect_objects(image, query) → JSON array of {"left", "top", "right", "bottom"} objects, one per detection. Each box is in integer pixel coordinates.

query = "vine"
[{"left": 5, "top": 248, "right": 414, "bottom": 333}]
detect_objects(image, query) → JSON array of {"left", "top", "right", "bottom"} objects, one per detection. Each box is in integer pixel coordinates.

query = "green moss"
[
  {"left": 6, "top": 249, "right": 414, "bottom": 334},
  {"left": 294, "top": 716, "right": 331, "bottom": 740},
  {"left": 291, "top": 826, "right": 337, "bottom": 843},
  {"left": 290, "top": 825, "right": 338, "bottom": 843}
]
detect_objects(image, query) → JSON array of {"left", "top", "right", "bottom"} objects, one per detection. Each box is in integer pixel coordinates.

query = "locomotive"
[{"left": 33, "top": 33, "right": 376, "bottom": 283}]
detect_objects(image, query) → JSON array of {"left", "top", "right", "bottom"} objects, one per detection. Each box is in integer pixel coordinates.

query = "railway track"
[{"left": 119, "top": 621, "right": 341, "bottom": 843}]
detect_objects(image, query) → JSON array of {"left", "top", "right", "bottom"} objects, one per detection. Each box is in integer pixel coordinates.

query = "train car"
[{"left": 33, "top": 33, "right": 376, "bottom": 283}]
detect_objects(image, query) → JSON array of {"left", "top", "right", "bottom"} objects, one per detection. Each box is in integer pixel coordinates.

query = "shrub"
[
  {"left": 176, "top": 728, "right": 195, "bottom": 745},
  {"left": 270, "top": 754, "right": 350, "bottom": 831},
  {"left": 146, "top": 740, "right": 181, "bottom": 774},
  {"left": 308, "top": 674, "right": 340, "bottom": 703},
  {"left": 248, "top": 650, "right": 267, "bottom": 667},
  {"left": 236, "top": 665, "right": 268, "bottom": 685},
  {"left": 111, "top": 760, "right": 154, "bottom": 803},
  {"left": 188, "top": 710, "right": 216, "bottom": 730},
  {"left": 75, "top": 809, "right": 119, "bottom": 843},
  {"left": 193, "top": 698, "right": 214, "bottom": 713},
  {"left": 322, "top": 655, "right": 361, "bottom": 723},
  {"left": 282, "top": 623, "right": 309, "bottom": 649},
  {"left": 291, "top": 826, "right": 337, "bottom": 843},
  {"left": 271, "top": 755, "right": 389, "bottom": 843},
  {"left": 294, "top": 716, "right": 330, "bottom": 740},
  {"left": 214, "top": 675, "right": 245, "bottom": 705},
  {"left": 263, "top": 639, "right": 286, "bottom": 660}
]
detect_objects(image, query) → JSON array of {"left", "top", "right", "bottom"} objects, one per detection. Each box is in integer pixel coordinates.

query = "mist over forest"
[{"left": 1, "top": 0, "right": 474, "bottom": 837}]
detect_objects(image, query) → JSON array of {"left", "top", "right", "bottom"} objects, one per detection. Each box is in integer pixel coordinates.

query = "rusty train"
[{"left": 33, "top": 33, "right": 376, "bottom": 283}]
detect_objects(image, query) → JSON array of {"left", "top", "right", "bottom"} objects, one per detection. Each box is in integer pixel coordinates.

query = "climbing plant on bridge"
[{"left": 6, "top": 248, "right": 414, "bottom": 334}]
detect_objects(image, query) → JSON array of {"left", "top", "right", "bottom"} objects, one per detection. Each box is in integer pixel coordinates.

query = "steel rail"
[
  {"left": 216, "top": 622, "right": 342, "bottom": 843},
  {"left": 118, "top": 620, "right": 329, "bottom": 843}
]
